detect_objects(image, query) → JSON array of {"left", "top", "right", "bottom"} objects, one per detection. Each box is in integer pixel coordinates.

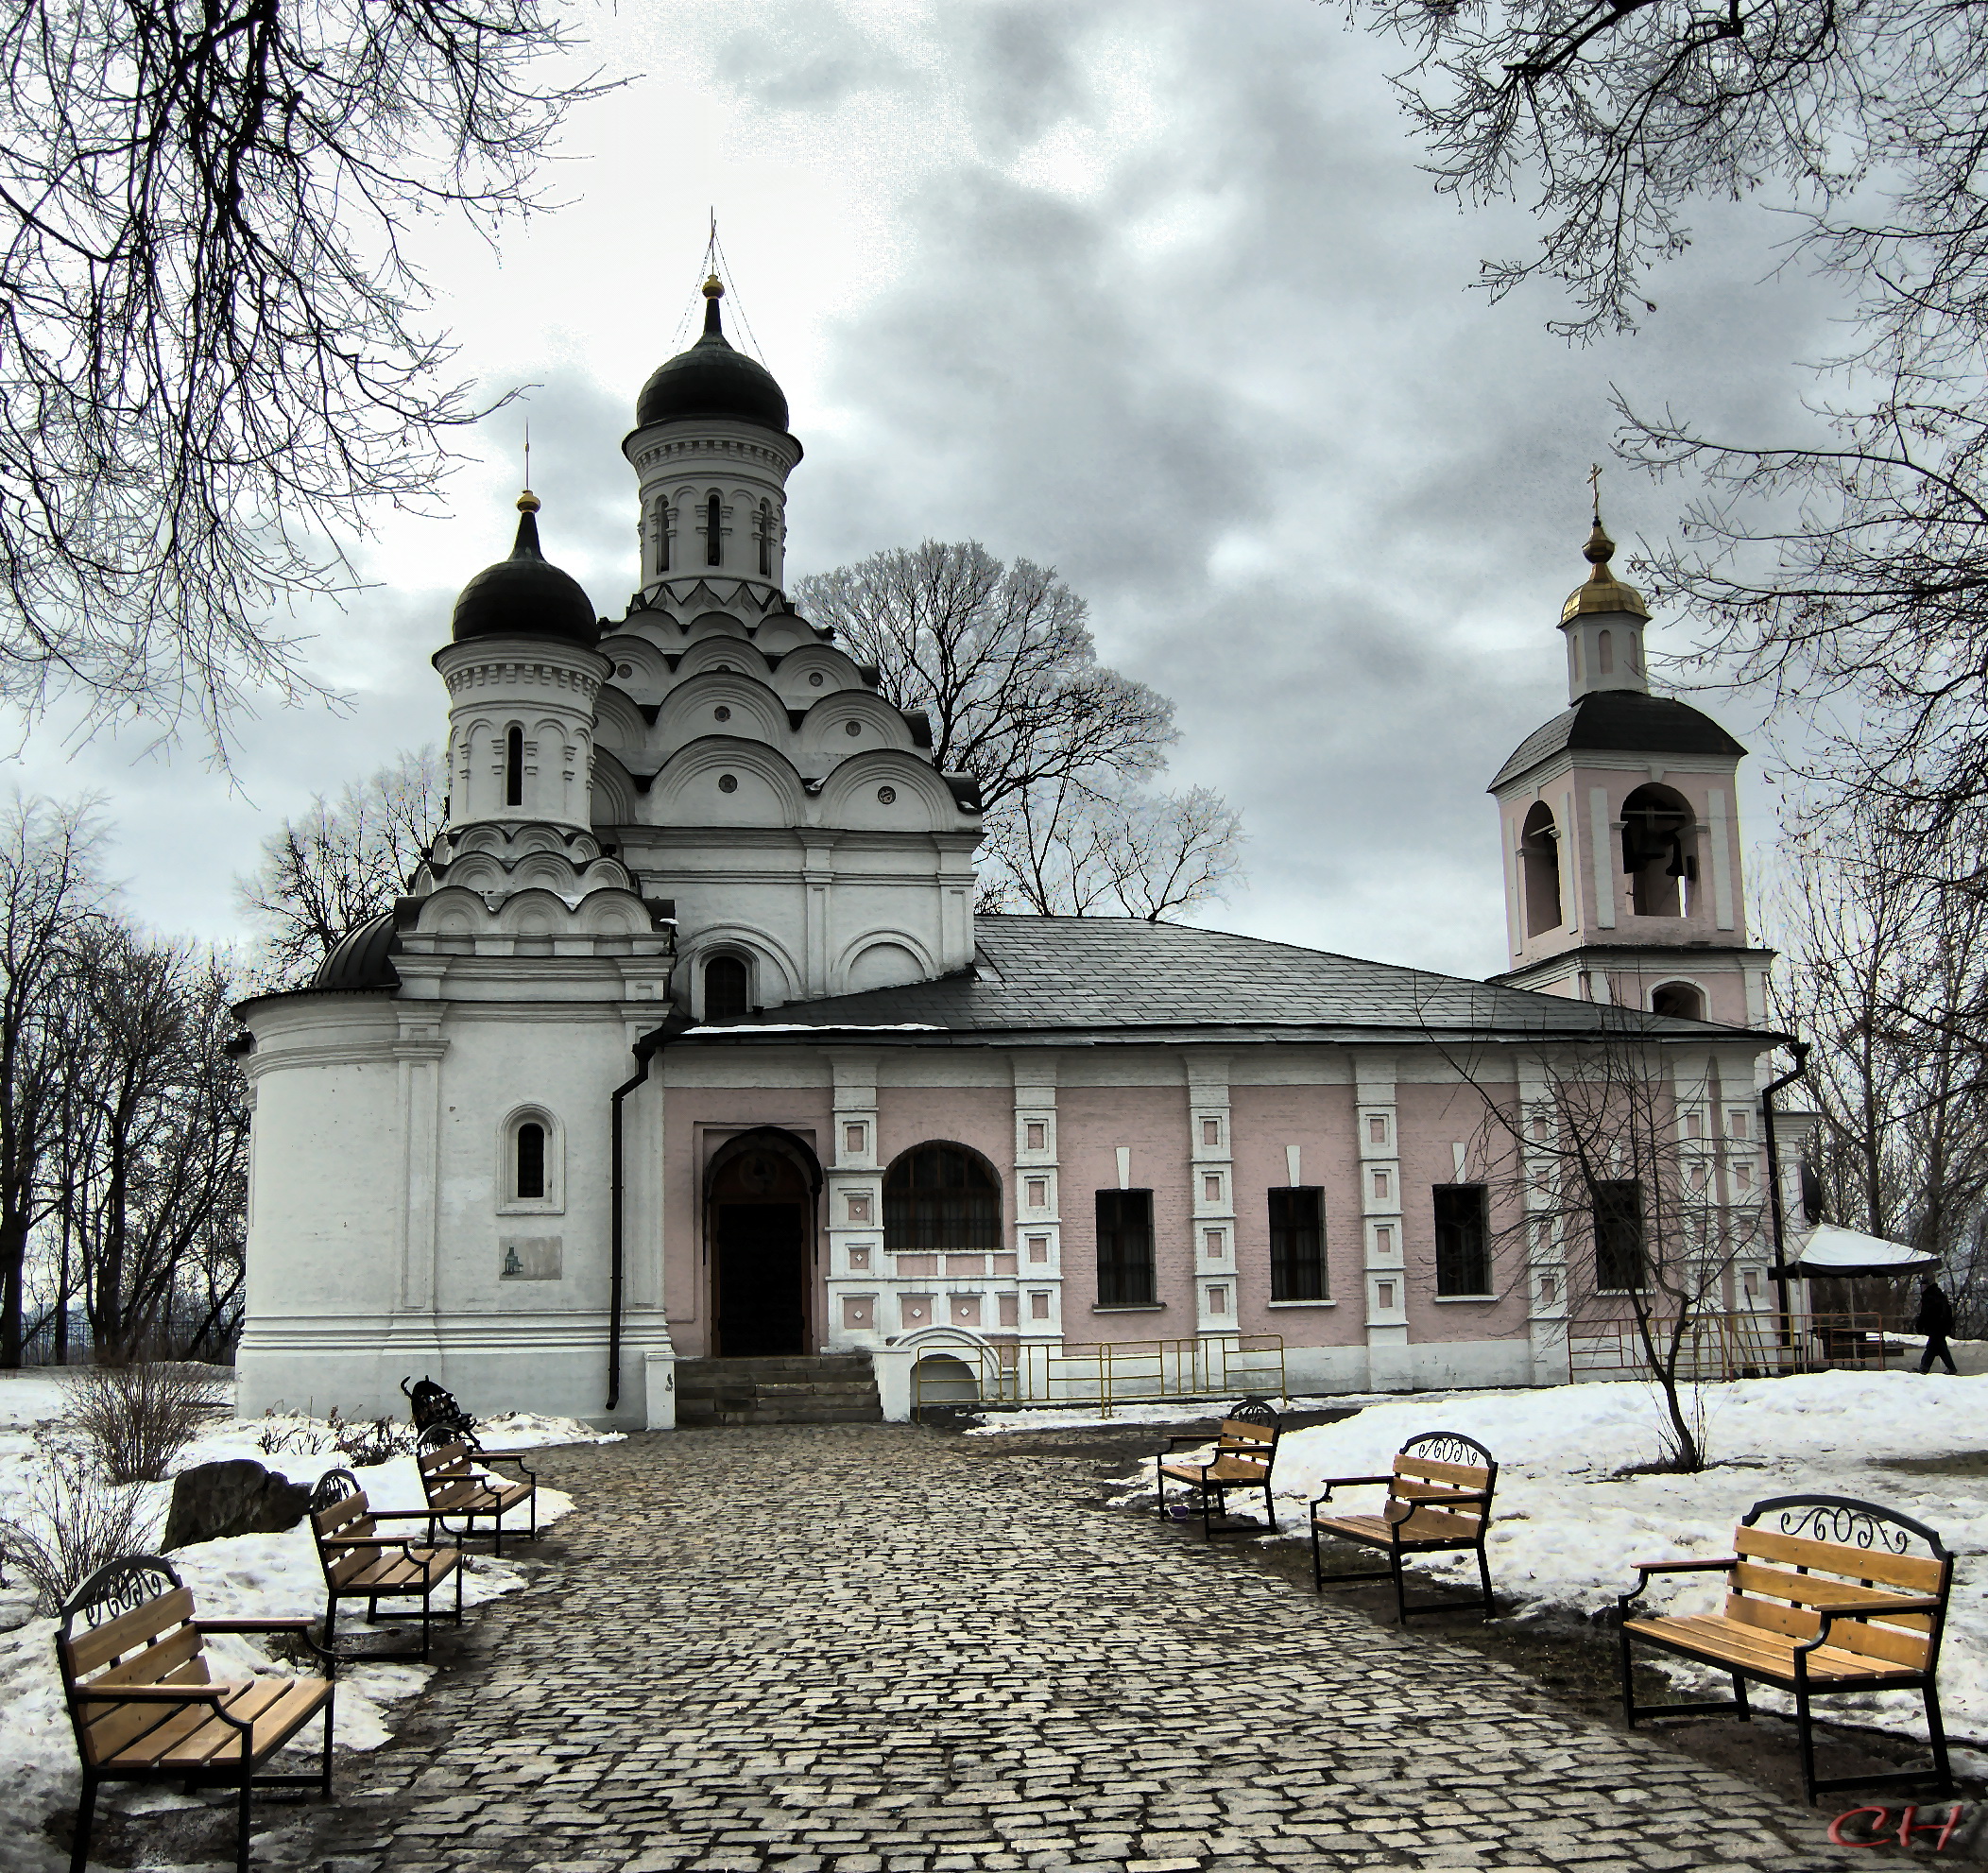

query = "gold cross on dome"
[{"left": 1587, "top": 461, "right": 1603, "bottom": 517}]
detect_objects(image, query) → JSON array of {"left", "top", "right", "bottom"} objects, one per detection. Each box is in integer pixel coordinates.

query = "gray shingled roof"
[
  {"left": 683, "top": 917, "right": 1762, "bottom": 1047},
  {"left": 1489, "top": 691, "right": 1748, "bottom": 791}
]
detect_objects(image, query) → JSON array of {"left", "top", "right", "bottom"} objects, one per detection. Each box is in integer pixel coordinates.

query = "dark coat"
[{"left": 1915, "top": 1284, "right": 1956, "bottom": 1338}]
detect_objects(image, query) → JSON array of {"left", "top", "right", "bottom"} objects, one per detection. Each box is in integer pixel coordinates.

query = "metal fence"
[
  {"left": 1568, "top": 1310, "right": 1907, "bottom": 1381},
  {"left": 912, "top": 1333, "right": 1286, "bottom": 1416}
]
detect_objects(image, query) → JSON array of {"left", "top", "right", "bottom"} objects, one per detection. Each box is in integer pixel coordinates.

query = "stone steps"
[{"left": 673, "top": 1353, "right": 883, "bottom": 1427}]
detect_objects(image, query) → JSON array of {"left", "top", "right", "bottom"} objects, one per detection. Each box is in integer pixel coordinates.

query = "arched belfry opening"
[
  {"left": 1651, "top": 981, "right": 1705, "bottom": 1022},
  {"left": 1620, "top": 782, "right": 1695, "bottom": 918},
  {"left": 705, "top": 1127, "right": 822, "bottom": 1357},
  {"left": 1518, "top": 801, "right": 1562, "bottom": 936}
]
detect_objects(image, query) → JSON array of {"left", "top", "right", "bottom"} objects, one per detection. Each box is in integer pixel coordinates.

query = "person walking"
[{"left": 1914, "top": 1275, "right": 1959, "bottom": 1375}]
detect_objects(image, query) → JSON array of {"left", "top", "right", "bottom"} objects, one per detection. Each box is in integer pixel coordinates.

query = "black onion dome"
[
  {"left": 1489, "top": 692, "right": 1747, "bottom": 791},
  {"left": 635, "top": 278, "right": 791, "bottom": 434},
  {"left": 450, "top": 498, "right": 600, "bottom": 647},
  {"left": 314, "top": 911, "right": 400, "bottom": 991}
]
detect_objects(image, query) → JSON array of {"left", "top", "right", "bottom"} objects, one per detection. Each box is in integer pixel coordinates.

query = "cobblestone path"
[{"left": 279, "top": 1424, "right": 1886, "bottom": 1873}]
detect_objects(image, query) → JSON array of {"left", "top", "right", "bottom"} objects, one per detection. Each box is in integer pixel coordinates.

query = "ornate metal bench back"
[
  {"left": 1400, "top": 1431, "right": 1495, "bottom": 1476},
  {"left": 401, "top": 1375, "right": 474, "bottom": 1436},
  {"left": 306, "top": 1467, "right": 363, "bottom": 1518},
  {"left": 60, "top": 1555, "right": 183, "bottom": 1650},
  {"left": 1741, "top": 1493, "right": 1949, "bottom": 1563},
  {"left": 416, "top": 1420, "right": 484, "bottom": 1461}
]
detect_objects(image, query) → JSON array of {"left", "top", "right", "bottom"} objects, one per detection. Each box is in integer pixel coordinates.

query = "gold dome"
[{"left": 1561, "top": 513, "right": 1650, "bottom": 623}]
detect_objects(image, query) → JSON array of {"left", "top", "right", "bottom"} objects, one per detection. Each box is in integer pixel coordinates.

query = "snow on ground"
[
  {"left": 0, "top": 1372, "right": 618, "bottom": 1872},
  {"left": 1126, "top": 1371, "right": 1988, "bottom": 1744}
]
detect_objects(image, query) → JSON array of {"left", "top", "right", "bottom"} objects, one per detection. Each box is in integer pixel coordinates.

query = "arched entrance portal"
[{"left": 706, "top": 1129, "right": 821, "bottom": 1356}]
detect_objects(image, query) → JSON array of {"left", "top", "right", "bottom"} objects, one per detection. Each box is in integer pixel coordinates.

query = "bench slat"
[
  {"left": 1725, "top": 1590, "right": 1931, "bottom": 1670},
  {"left": 93, "top": 1624, "right": 205, "bottom": 1690},
  {"left": 1630, "top": 1613, "right": 1926, "bottom": 1685},
  {"left": 1730, "top": 1560, "right": 1937, "bottom": 1618},
  {"left": 1736, "top": 1524, "right": 1945, "bottom": 1593},
  {"left": 1394, "top": 1455, "right": 1490, "bottom": 1488},
  {"left": 65, "top": 1588, "right": 196, "bottom": 1677}
]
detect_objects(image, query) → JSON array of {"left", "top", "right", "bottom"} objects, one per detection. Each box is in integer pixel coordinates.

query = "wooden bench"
[
  {"left": 416, "top": 1423, "right": 540, "bottom": 1555},
  {"left": 307, "top": 1467, "right": 463, "bottom": 1660},
  {"left": 56, "top": 1554, "right": 334, "bottom": 1873},
  {"left": 1309, "top": 1431, "right": 1499, "bottom": 1621},
  {"left": 1153, "top": 1399, "right": 1280, "bottom": 1538},
  {"left": 1617, "top": 1492, "right": 1953, "bottom": 1806}
]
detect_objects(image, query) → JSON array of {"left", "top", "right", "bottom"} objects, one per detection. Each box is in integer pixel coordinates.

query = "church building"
[{"left": 231, "top": 279, "right": 1790, "bottom": 1427}]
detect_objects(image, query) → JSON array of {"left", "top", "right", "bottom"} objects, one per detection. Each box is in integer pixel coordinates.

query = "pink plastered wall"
[
  {"left": 1055, "top": 1082, "right": 1192, "bottom": 1336},
  {"left": 871, "top": 1084, "right": 1013, "bottom": 1199},
  {"left": 1227, "top": 1085, "right": 1364, "bottom": 1344},
  {"left": 1394, "top": 1082, "right": 1531, "bottom": 1343}
]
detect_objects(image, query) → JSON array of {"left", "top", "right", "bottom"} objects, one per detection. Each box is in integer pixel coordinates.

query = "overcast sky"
[{"left": 8, "top": 0, "right": 1846, "bottom": 980}]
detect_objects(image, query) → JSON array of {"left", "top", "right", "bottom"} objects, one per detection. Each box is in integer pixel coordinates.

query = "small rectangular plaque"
[{"left": 500, "top": 1235, "right": 562, "bottom": 1280}]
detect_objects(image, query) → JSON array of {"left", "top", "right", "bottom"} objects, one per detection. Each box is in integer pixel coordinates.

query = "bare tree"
[
  {"left": 236, "top": 746, "right": 442, "bottom": 988},
  {"left": 0, "top": 0, "right": 608, "bottom": 743},
  {"left": 1768, "top": 809, "right": 1988, "bottom": 1329},
  {"left": 1356, "top": 0, "right": 1988, "bottom": 846},
  {"left": 986, "top": 780, "right": 1245, "bottom": 920},
  {"left": 1439, "top": 1012, "right": 1768, "bottom": 1471},
  {"left": 0, "top": 795, "right": 106, "bottom": 1366},
  {"left": 794, "top": 541, "right": 1247, "bottom": 919}
]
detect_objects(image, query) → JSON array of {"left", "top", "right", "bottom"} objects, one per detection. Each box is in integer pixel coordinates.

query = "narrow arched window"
[
  {"left": 657, "top": 503, "right": 671, "bottom": 574},
  {"left": 704, "top": 954, "right": 749, "bottom": 1020},
  {"left": 516, "top": 1122, "right": 545, "bottom": 1199},
  {"left": 706, "top": 492, "right": 723, "bottom": 566},
  {"left": 757, "top": 500, "right": 773, "bottom": 576},
  {"left": 505, "top": 726, "right": 523, "bottom": 807},
  {"left": 1597, "top": 628, "right": 1615, "bottom": 674}
]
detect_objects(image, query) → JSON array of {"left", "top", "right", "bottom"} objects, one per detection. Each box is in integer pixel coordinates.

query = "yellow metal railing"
[
  {"left": 1568, "top": 1310, "right": 1903, "bottom": 1381},
  {"left": 911, "top": 1333, "right": 1285, "bottom": 1416}
]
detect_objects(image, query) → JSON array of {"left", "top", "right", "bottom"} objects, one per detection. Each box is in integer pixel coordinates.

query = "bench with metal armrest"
[
  {"left": 307, "top": 1466, "right": 464, "bottom": 1660},
  {"left": 1617, "top": 1492, "right": 1953, "bottom": 1806},
  {"left": 1153, "top": 1398, "right": 1280, "bottom": 1539},
  {"left": 415, "top": 1422, "right": 539, "bottom": 1555},
  {"left": 56, "top": 1555, "right": 336, "bottom": 1873},
  {"left": 1309, "top": 1431, "right": 1499, "bottom": 1622}
]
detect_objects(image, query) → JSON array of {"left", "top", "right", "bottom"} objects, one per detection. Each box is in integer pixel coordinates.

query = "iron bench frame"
[
  {"left": 1153, "top": 1398, "right": 1281, "bottom": 1539},
  {"left": 1309, "top": 1430, "right": 1499, "bottom": 1622},
  {"left": 56, "top": 1554, "right": 336, "bottom": 1873},
  {"left": 415, "top": 1422, "right": 540, "bottom": 1555},
  {"left": 306, "top": 1466, "right": 464, "bottom": 1661},
  {"left": 1617, "top": 1492, "right": 1953, "bottom": 1806}
]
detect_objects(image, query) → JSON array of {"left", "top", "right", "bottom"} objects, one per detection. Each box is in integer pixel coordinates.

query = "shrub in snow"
[
  {"left": 0, "top": 1445, "right": 162, "bottom": 1611},
  {"left": 58, "top": 1361, "right": 230, "bottom": 1483}
]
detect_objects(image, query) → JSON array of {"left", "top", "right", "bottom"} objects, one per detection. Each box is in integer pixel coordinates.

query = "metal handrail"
[{"left": 911, "top": 1333, "right": 1285, "bottom": 1415}]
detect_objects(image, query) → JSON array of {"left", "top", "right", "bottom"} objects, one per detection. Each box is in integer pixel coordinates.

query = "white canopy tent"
[{"left": 1785, "top": 1223, "right": 1938, "bottom": 1279}]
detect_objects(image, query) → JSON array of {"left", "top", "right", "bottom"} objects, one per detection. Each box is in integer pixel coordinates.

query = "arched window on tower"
[
  {"left": 703, "top": 954, "right": 749, "bottom": 1020},
  {"left": 1651, "top": 982, "right": 1705, "bottom": 1022},
  {"left": 505, "top": 725, "right": 523, "bottom": 807},
  {"left": 883, "top": 1143, "right": 1003, "bottom": 1252},
  {"left": 1597, "top": 628, "right": 1615, "bottom": 675},
  {"left": 757, "top": 500, "right": 774, "bottom": 577},
  {"left": 1519, "top": 801, "right": 1563, "bottom": 936},
  {"left": 1620, "top": 782, "right": 1695, "bottom": 918},
  {"left": 656, "top": 502, "right": 671, "bottom": 575},
  {"left": 706, "top": 492, "right": 723, "bottom": 567}
]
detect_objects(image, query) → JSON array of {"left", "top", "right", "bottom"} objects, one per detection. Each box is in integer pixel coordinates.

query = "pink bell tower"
[{"left": 1486, "top": 507, "right": 1773, "bottom": 1028}]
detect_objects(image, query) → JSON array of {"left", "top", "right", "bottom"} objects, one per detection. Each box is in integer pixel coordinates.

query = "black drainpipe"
[
  {"left": 608, "top": 1014, "right": 692, "bottom": 1412},
  {"left": 1760, "top": 1037, "right": 1812, "bottom": 1352}
]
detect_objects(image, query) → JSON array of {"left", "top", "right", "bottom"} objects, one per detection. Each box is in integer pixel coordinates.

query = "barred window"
[
  {"left": 1593, "top": 1179, "right": 1646, "bottom": 1291},
  {"left": 1269, "top": 1187, "right": 1327, "bottom": 1299},
  {"left": 1096, "top": 1190, "right": 1155, "bottom": 1306},
  {"left": 883, "top": 1144, "right": 1002, "bottom": 1250},
  {"left": 1432, "top": 1184, "right": 1490, "bottom": 1296}
]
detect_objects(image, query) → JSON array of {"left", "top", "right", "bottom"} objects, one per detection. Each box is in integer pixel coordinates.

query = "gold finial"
[
  {"left": 703, "top": 274, "right": 725, "bottom": 299},
  {"left": 1561, "top": 474, "right": 1650, "bottom": 622},
  {"left": 517, "top": 425, "right": 539, "bottom": 513}
]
